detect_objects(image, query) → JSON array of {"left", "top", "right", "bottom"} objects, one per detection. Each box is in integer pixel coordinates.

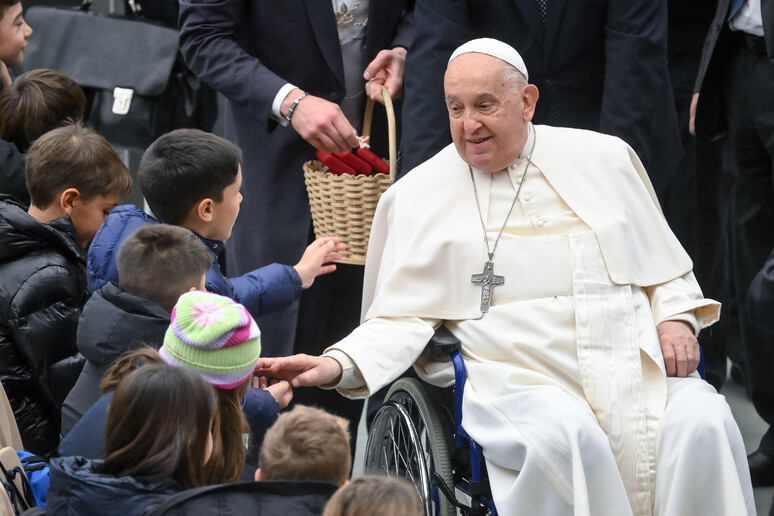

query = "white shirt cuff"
[
  {"left": 271, "top": 83, "right": 298, "bottom": 126},
  {"left": 324, "top": 349, "right": 367, "bottom": 392}
]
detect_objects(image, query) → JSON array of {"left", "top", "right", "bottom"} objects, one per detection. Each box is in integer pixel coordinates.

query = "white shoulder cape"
[{"left": 361, "top": 125, "right": 693, "bottom": 321}]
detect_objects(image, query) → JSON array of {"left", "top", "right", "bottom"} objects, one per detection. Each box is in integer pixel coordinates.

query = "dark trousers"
[
  {"left": 664, "top": 15, "right": 734, "bottom": 390},
  {"left": 291, "top": 263, "right": 365, "bottom": 458},
  {"left": 725, "top": 33, "right": 774, "bottom": 456}
]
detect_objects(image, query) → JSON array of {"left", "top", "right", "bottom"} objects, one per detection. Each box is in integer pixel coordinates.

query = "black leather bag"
[{"left": 21, "top": 5, "right": 215, "bottom": 149}]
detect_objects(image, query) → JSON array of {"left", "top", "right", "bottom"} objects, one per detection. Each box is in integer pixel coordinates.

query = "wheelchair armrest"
[{"left": 429, "top": 326, "right": 461, "bottom": 356}]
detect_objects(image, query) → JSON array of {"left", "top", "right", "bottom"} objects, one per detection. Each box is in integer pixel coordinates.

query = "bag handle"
[
  {"left": 0, "top": 462, "right": 35, "bottom": 512},
  {"left": 360, "top": 85, "right": 396, "bottom": 182}
]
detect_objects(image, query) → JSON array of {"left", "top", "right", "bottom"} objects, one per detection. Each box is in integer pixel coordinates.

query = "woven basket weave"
[{"left": 303, "top": 86, "right": 396, "bottom": 265}]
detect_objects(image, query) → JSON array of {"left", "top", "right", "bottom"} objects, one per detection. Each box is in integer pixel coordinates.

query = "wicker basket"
[{"left": 304, "top": 86, "right": 396, "bottom": 265}]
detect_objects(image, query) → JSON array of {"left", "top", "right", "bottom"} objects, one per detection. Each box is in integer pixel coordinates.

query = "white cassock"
[{"left": 325, "top": 125, "right": 754, "bottom": 516}]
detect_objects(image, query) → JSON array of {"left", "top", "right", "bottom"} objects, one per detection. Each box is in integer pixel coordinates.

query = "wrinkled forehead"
[{"left": 444, "top": 53, "right": 509, "bottom": 89}]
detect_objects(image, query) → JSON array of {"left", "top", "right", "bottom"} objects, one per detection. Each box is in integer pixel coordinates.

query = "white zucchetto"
[{"left": 448, "top": 38, "right": 529, "bottom": 81}]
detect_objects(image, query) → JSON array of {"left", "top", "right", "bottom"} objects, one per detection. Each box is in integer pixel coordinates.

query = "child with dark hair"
[
  {"left": 88, "top": 128, "right": 345, "bottom": 325},
  {"left": 0, "top": 69, "right": 87, "bottom": 208},
  {"left": 48, "top": 363, "right": 218, "bottom": 516},
  {"left": 0, "top": 123, "right": 132, "bottom": 456},
  {"left": 60, "top": 224, "right": 212, "bottom": 437},
  {"left": 322, "top": 475, "right": 422, "bottom": 516}
]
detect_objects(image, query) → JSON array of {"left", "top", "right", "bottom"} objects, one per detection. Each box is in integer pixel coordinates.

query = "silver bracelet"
[{"left": 285, "top": 91, "right": 308, "bottom": 124}]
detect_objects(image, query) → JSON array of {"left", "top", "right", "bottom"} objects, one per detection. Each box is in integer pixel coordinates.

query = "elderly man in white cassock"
[{"left": 256, "top": 38, "right": 754, "bottom": 516}]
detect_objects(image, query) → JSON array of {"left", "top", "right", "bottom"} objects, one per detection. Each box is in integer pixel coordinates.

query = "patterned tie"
[{"left": 536, "top": 0, "right": 547, "bottom": 24}]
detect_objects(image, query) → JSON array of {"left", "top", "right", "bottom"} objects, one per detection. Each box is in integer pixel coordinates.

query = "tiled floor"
[{"left": 353, "top": 371, "right": 773, "bottom": 515}]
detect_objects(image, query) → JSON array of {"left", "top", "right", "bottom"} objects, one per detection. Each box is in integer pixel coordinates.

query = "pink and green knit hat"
[{"left": 161, "top": 291, "right": 261, "bottom": 389}]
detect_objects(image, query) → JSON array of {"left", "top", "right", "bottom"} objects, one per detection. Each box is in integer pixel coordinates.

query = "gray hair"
[{"left": 502, "top": 63, "right": 528, "bottom": 92}]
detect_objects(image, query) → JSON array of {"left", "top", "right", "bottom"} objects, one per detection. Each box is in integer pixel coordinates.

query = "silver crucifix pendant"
[{"left": 471, "top": 260, "right": 504, "bottom": 313}]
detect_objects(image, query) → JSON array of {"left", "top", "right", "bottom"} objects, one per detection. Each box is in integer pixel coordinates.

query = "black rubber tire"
[{"left": 364, "top": 378, "right": 456, "bottom": 516}]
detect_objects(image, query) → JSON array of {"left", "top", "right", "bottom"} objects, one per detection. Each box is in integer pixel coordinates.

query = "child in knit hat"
[{"left": 161, "top": 290, "right": 292, "bottom": 482}]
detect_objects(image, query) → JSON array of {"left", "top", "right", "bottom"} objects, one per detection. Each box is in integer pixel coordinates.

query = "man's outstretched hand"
[{"left": 255, "top": 354, "right": 343, "bottom": 388}]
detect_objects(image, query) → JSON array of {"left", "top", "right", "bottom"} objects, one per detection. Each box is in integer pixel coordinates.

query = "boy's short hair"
[
  {"left": 0, "top": 0, "right": 19, "bottom": 17},
  {"left": 25, "top": 123, "right": 132, "bottom": 209},
  {"left": 117, "top": 225, "right": 212, "bottom": 313},
  {"left": 322, "top": 475, "right": 422, "bottom": 516},
  {"left": 138, "top": 129, "right": 242, "bottom": 225},
  {"left": 259, "top": 405, "right": 351, "bottom": 485},
  {"left": 0, "top": 69, "right": 86, "bottom": 152}
]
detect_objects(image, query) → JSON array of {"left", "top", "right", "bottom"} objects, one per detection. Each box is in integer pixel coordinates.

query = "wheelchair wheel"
[{"left": 364, "top": 378, "right": 456, "bottom": 516}]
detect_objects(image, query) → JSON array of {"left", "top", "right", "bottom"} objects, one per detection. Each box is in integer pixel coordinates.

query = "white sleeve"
[
  {"left": 270, "top": 83, "right": 298, "bottom": 126},
  {"left": 643, "top": 272, "right": 721, "bottom": 335},
  {"left": 324, "top": 316, "right": 440, "bottom": 398}
]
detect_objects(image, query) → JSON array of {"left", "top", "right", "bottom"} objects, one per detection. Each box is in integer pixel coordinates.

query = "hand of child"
[
  {"left": 293, "top": 237, "right": 346, "bottom": 289},
  {"left": 253, "top": 376, "right": 294, "bottom": 408}
]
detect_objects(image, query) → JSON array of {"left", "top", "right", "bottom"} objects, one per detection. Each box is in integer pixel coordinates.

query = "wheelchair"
[{"left": 363, "top": 328, "right": 497, "bottom": 516}]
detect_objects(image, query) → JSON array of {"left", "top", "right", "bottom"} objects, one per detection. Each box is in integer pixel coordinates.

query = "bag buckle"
[{"left": 112, "top": 87, "right": 134, "bottom": 115}]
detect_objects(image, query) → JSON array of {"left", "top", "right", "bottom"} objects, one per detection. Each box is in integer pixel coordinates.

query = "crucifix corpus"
[{"left": 471, "top": 260, "right": 504, "bottom": 313}]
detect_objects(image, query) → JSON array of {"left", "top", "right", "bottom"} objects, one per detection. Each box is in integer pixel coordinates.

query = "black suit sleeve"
[
  {"left": 399, "top": 0, "right": 472, "bottom": 176},
  {"left": 178, "top": 0, "right": 286, "bottom": 124},
  {"left": 599, "top": 0, "right": 671, "bottom": 167}
]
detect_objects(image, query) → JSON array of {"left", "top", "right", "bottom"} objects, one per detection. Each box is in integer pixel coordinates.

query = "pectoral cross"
[{"left": 471, "top": 260, "right": 504, "bottom": 313}]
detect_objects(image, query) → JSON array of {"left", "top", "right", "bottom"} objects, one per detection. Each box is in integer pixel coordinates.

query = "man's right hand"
[
  {"left": 282, "top": 88, "right": 359, "bottom": 154},
  {"left": 255, "top": 354, "right": 343, "bottom": 389}
]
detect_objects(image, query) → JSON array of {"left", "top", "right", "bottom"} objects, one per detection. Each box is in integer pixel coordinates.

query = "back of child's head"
[
  {"left": 101, "top": 344, "right": 249, "bottom": 485},
  {"left": 100, "top": 346, "right": 165, "bottom": 394},
  {"left": 138, "top": 129, "right": 241, "bottom": 225},
  {"left": 322, "top": 475, "right": 422, "bottom": 516},
  {"left": 99, "top": 362, "right": 217, "bottom": 490},
  {"left": 162, "top": 290, "right": 262, "bottom": 482},
  {"left": 0, "top": 69, "right": 86, "bottom": 152},
  {"left": 259, "top": 404, "right": 351, "bottom": 485},
  {"left": 25, "top": 123, "right": 132, "bottom": 209},
  {"left": 117, "top": 224, "right": 212, "bottom": 313}
]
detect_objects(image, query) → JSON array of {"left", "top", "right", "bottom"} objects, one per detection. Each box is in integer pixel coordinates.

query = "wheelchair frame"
[{"left": 363, "top": 328, "right": 497, "bottom": 516}]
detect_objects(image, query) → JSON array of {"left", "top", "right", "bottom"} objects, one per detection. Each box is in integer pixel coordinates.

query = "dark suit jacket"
[
  {"left": 179, "top": 1, "right": 413, "bottom": 355},
  {"left": 399, "top": 0, "right": 682, "bottom": 196},
  {"left": 694, "top": 0, "right": 774, "bottom": 140}
]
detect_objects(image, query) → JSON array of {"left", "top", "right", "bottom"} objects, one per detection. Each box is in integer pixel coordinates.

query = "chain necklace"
[
  {"left": 470, "top": 125, "right": 536, "bottom": 313},
  {"left": 335, "top": 1, "right": 368, "bottom": 28}
]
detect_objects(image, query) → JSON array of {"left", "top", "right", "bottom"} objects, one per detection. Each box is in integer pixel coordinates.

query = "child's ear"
[
  {"left": 59, "top": 188, "right": 81, "bottom": 216},
  {"left": 254, "top": 468, "right": 262, "bottom": 482},
  {"left": 339, "top": 478, "right": 350, "bottom": 487},
  {"left": 196, "top": 198, "right": 214, "bottom": 222}
]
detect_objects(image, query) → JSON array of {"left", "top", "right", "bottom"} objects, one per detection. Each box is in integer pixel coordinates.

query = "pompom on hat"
[
  {"left": 161, "top": 291, "right": 261, "bottom": 389},
  {"left": 448, "top": 38, "right": 529, "bottom": 82}
]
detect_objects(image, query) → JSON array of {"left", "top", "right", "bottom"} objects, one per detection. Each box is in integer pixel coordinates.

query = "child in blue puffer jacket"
[{"left": 88, "top": 129, "right": 345, "bottom": 328}]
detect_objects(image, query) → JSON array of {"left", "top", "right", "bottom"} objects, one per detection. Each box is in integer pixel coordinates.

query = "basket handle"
[{"left": 361, "top": 85, "right": 396, "bottom": 182}]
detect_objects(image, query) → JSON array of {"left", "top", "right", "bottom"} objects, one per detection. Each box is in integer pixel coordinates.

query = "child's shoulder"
[
  {"left": 87, "top": 205, "right": 159, "bottom": 292},
  {"left": 0, "top": 198, "right": 82, "bottom": 265}
]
